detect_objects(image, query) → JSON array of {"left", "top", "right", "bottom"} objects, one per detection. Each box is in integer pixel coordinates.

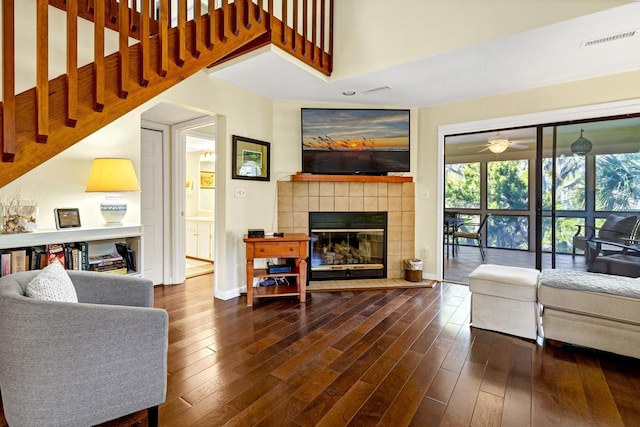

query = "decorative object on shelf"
[
  {"left": 570, "top": 128, "right": 593, "bottom": 155},
  {"left": 199, "top": 171, "right": 215, "bottom": 189},
  {"left": 232, "top": 135, "right": 270, "bottom": 181},
  {"left": 54, "top": 208, "right": 81, "bottom": 229},
  {"left": 0, "top": 192, "right": 38, "bottom": 233},
  {"left": 85, "top": 158, "right": 141, "bottom": 225}
]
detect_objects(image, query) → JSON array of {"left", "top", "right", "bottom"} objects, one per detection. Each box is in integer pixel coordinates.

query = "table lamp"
[{"left": 85, "top": 158, "right": 141, "bottom": 224}]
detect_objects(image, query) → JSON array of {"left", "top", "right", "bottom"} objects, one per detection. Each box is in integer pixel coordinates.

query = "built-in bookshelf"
[{"left": 0, "top": 225, "right": 143, "bottom": 277}]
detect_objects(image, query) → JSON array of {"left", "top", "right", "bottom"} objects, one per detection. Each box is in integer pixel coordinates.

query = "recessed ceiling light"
[{"left": 342, "top": 90, "right": 356, "bottom": 96}]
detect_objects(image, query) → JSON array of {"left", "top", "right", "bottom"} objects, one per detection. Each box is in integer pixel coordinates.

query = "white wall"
[{"left": 331, "top": 0, "right": 630, "bottom": 80}]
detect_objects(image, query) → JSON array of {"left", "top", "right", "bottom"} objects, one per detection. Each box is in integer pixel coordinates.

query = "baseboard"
[{"left": 214, "top": 287, "right": 242, "bottom": 301}]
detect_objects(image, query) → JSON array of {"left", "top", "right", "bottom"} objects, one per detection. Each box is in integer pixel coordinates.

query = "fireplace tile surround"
[{"left": 277, "top": 179, "right": 415, "bottom": 279}]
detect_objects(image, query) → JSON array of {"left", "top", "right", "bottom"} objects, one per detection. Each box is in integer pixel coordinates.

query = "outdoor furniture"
[
  {"left": 572, "top": 214, "right": 638, "bottom": 257},
  {"left": 0, "top": 269, "right": 168, "bottom": 427},
  {"left": 454, "top": 213, "right": 491, "bottom": 260},
  {"left": 468, "top": 264, "right": 540, "bottom": 339},
  {"left": 538, "top": 269, "right": 640, "bottom": 359},
  {"left": 443, "top": 211, "right": 461, "bottom": 258},
  {"left": 585, "top": 239, "right": 640, "bottom": 278}
]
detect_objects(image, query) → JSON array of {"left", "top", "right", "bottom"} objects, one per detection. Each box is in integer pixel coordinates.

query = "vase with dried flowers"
[{"left": 1, "top": 192, "right": 39, "bottom": 233}]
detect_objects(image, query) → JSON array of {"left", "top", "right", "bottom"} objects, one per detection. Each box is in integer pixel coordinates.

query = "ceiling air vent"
[
  {"left": 581, "top": 29, "right": 637, "bottom": 48},
  {"left": 363, "top": 85, "right": 392, "bottom": 95}
]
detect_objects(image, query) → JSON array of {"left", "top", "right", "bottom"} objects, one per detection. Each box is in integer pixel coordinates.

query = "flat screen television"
[{"left": 301, "top": 108, "right": 410, "bottom": 175}]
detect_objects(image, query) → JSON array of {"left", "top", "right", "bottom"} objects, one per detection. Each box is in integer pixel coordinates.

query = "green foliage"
[
  {"left": 595, "top": 153, "right": 640, "bottom": 211},
  {"left": 445, "top": 163, "right": 480, "bottom": 209},
  {"left": 542, "top": 156, "right": 585, "bottom": 211},
  {"left": 487, "top": 160, "right": 529, "bottom": 210},
  {"left": 486, "top": 215, "right": 529, "bottom": 250}
]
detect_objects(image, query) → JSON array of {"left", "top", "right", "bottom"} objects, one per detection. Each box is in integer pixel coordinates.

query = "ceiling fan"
[{"left": 479, "top": 133, "right": 530, "bottom": 153}]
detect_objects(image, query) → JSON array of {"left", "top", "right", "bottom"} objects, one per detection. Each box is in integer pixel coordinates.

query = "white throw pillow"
[{"left": 25, "top": 262, "right": 78, "bottom": 303}]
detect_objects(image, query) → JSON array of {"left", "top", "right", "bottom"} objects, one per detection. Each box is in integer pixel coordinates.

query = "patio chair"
[
  {"left": 572, "top": 214, "right": 639, "bottom": 257},
  {"left": 444, "top": 211, "right": 461, "bottom": 257},
  {"left": 585, "top": 238, "right": 640, "bottom": 278},
  {"left": 453, "top": 213, "right": 491, "bottom": 260}
]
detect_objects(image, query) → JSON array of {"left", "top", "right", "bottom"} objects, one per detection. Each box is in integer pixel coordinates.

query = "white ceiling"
[{"left": 208, "top": 3, "right": 640, "bottom": 109}]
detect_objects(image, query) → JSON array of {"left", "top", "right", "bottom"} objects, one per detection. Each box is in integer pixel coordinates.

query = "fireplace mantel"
[{"left": 291, "top": 172, "right": 412, "bottom": 183}]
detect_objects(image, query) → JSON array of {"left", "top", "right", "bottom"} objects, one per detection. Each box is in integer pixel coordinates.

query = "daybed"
[{"left": 537, "top": 269, "right": 640, "bottom": 359}]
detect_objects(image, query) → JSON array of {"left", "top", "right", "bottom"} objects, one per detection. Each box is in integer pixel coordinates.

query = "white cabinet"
[
  {"left": 186, "top": 218, "right": 214, "bottom": 261},
  {"left": 0, "top": 225, "right": 144, "bottom": 276}
]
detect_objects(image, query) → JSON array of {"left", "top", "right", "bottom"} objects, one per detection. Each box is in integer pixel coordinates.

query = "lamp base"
[{"left": 100, "top": 195, "right": 127, "bottom": 224}]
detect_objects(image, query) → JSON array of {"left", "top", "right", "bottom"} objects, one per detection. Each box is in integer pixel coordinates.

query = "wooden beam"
[
  {"left": 140, "top": 0, "right": 150, "bottom": 86},
  {"left": 119, "top": 0, "right": 130, "bottom": 98},
  {"left": 2, "top": 0, "right": 16, "bottom": 162},
  {"left": 94, "top": 0, "right": 105, "bottom": 111},
  {"left": 159, "top": 0, "right": 169, "bottom": 76},
  {"left": 66, "top": 0, "right": 78, "bottom": 127},
  {"left": 193, "top": 0, "right": 202, "bottom": 58},
  {"left": 36, "top": 0, "right": 49, "bottom": 143},
  {"left": 177, "top": 0, "right": 186, "bottom": 66},
  {"left": 208, "top": 0, "right": 216, "bottom": 48}
]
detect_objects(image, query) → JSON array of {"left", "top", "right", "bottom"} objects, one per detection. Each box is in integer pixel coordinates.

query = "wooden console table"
[{"left": 243, "top": 233, "right": 310, "bottom": 307}]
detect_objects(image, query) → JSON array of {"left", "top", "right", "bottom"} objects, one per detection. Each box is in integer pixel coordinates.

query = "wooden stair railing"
[{"left": 0, "top": 0, "right": 333, "bottom": 188}]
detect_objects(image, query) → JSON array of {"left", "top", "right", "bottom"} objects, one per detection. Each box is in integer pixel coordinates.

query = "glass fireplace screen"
[{"left": 310, "top": 229, "right": 385, "bottom": 271}]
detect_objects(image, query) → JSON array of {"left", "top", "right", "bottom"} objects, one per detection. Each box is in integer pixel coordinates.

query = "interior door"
[{"left": 141, "top": 127, "right": 164, "bottom": 284}]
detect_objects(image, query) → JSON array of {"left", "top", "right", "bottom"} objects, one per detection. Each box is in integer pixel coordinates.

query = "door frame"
[{"left": 170, "top": 116, "right": 217, "bottom": 285}]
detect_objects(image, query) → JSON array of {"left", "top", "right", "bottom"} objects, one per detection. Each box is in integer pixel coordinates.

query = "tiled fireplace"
[{"left": 277, "top": 178, "right": 415, "bottom": 279}]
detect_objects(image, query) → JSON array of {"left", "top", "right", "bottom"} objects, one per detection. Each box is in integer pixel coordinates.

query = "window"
[
  {"left": 487, "top": 160, "right": 529, "bottom": 210},
  {"left": 445, "top": 163, "right": 480, "bottom": 209},
  {"left": 487, "top": 215, "right": 529, "bottom": 250},
  {"left": 595, "top": 153, "right": 640, "bottom": 211},
  {"left": 542, "top": 156, "right": 585, "bottom": 211}
]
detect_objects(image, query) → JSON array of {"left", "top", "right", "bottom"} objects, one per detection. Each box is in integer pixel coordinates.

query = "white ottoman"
[{"left": 468, "top": 264, "right": 540, "bottom": 339}]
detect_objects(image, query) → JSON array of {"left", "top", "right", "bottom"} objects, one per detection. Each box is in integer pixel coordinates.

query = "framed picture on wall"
[
  {"left": 200, "top": 171, "right": 215, "bottom": 189},
  {"left": 232, "top": 135, "right": 270, "bottom": 181}
]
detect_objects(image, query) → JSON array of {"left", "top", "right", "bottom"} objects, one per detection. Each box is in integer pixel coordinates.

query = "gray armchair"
[{"left": 0, "top": 270, "right": 168, "bottom": 427}]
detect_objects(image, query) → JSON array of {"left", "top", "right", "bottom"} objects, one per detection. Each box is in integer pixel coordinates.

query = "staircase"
[{"left": 0, "top": 0, "right": 333, "bottom": 188}]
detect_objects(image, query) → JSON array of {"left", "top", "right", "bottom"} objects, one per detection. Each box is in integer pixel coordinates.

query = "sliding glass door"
[{"left": 444, "top": 115, "right": 640, "bottom": 284}]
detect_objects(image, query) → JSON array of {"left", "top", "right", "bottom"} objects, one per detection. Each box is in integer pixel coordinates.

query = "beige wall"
[
  {"left": 416, "top": 69, "right": 640, "bottom": 277},
  {"left": 271, "top": 70, "right": 640, "bottom": 279},
  {"left": 2, "top": 70, "right": 274, "bottom": 297}
]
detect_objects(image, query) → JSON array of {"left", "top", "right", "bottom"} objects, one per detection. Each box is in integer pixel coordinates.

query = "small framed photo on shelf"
[
  {"left": 231, "top": 135, "right": 270, "bottom": 181},
  {"left": 54, "top": 208, "right": 81, "bottom": 229}
]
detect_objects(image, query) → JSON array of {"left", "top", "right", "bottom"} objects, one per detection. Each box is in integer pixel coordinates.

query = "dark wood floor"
[
  {"left": 2, "top": 274, "right": 640, "bottom": 426},
  {"left": 444, "top": 245, "right": 588, "bottom": 284}
]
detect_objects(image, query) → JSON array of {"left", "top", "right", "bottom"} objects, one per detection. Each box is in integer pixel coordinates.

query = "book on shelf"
[
  {"left": 115, "top": 242, "right": 136, "bottom": 272},
  {"left": 75, "top": 242, "right": 89, "bottom": 271},
  {"left": 10, "top": 249, "right": 27, "bottom": 273},
  {"left": 46, "top": 244, "right": 65, "bottom": 266},
  {"left": 88, "top": 252, "right": 127, "bottom": 272},
  {"left": 1, "top": 252, "right": 11, "bottom": 276}
]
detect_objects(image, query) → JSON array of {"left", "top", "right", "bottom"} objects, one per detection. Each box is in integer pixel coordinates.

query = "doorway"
[
  {"left": 185, "top": 127, "right": 216, "bottom": 278},
  {"left": 140, "top": 103, "right": 218, "bottom": 286}
]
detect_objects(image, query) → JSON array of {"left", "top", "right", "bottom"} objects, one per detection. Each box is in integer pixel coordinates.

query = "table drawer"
[{"left": 253, "top": 242, "right": 300, "bottom": 257}]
